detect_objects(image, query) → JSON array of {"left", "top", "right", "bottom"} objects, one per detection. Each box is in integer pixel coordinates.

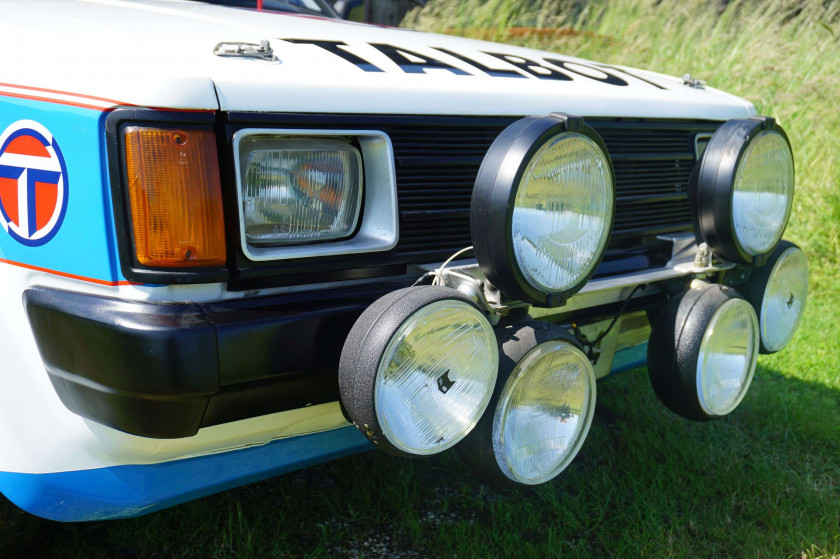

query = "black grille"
[
  {"left": 226, "top": 113, "right": 723, "bottom": 285},
  {"left": 392, "top": 117, "right": 720, "bottom": 256}
]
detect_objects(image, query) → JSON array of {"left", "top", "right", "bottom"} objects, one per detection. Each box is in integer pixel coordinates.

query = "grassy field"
[{"left": 29, "top": 1, "right": 840, "bottom": 557}]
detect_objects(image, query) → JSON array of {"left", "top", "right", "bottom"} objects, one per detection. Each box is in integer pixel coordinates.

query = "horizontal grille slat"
[
  {"left": 401, "top": 229, "right": 472, "bottom": 240},
  {"left": 401, "top": 209, "right": 471, "bottom": 221},
  {"left": 399, "top": 194, "right": 472, "bottom": 202}
]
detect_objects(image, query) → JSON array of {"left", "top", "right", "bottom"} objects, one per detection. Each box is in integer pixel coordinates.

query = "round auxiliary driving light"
[
  {"left": 690, "top": 117, "right": 794, "bottom": 265},
  {"left": 458, "top": 321, "right": 596, "bottom": 486},
  {"left": 338, "top": 287, "right": 498, "bottom": 457},
  {"left": 648, "top": 283, "right": 759, "bottom": 421},
  {"left": 471, "top": 113, "right": 615, "bottom": 307},
  {"left": 741, "top": 240, "right": 808, "bottom": 354}
]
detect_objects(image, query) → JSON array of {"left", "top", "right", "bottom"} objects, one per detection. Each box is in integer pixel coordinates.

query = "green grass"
[{"left": 28, "top": 1, "right": 840, "bottom": 557}]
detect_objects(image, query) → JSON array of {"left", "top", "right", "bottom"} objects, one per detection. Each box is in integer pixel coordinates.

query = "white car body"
[{"left": 0, "top": 0, "right": 755, "bottom": 522}]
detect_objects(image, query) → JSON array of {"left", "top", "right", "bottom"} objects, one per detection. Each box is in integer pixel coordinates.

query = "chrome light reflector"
[
  {"left": 742, "top": 240, "right": 808, "bottom": 353},
  {"left": 512, "top": 133, "right": 614, "bottom": 293},
  {"left": 339, "top": 287, "right": 498, "bottom": 457},
  {"left": 690, "top": 117, "right": 794, "bottom": 264},
  {"left": 492, "top": 340, "right": 596, "bottom": 485},
  {"left": 648, "top": 282, "right": 759, "bottom": 421},
  {"left": 471, "top": 113, "right": 615, "bottom": 307},
  {"left": 238, "top": 136, "right": 362, "bottom": 245}
]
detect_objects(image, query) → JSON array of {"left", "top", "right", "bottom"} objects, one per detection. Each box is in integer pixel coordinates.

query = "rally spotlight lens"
[
  {"left": 690, "top": 117, "right": 794, "bottom": 264},
  {"left": 458, "top": 321, "right": 595, "bottom": 487},
  {"left": 493, "top": 340, "right": 596, "bottom": 484},
  {"left": 742, "top": 240, "right": 809, "bottom": 354},
  {"left": 696, "top": 298, "right": 759, "bottom": 416},
  {"left": 374, "top": 301, "right": 495, "bottom": 453},
  {"left": 471, "top": 113, "right": 615, "bottom": 307},
  {"left": 731, "top": 131, "right": 794, "bottom": 255},
  {"left": 512, "top": 134, "right": 613, "bottom": 293},
  {"left": 648, "top": 282, "right": 759, "bottom": 421},
  {"left": 338, "top": 287, "right": 498, "bottom": 457}
]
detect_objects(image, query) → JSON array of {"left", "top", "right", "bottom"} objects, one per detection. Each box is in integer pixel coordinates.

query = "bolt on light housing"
[
  {"left": 338, "top": 287, "right": 498, "bottom": 457},
  {"left": 459, "top": 321, "right": 596, "bottom": 486},
  {"left": 689, "top": 117, "right": 794, "bottom": 265},
  {"left": 648, "top": 282, "right": 759, "bottom": 421},
  {"left": 741, "top": 240, "right": 808, "bottom": 353},
  {"left": 470, "top": 113, "right": 615, "bottom": 307}
]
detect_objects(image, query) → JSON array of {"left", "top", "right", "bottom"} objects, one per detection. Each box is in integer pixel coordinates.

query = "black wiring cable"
[
  {"left": 573, "top": 283, "right": 649, "bottom": 362},
  {"left": 412, "top": 248, "right": 649, "bottom": 365},
  {"left": 411, "top": 272, "right": 435, "bottom": 287}
]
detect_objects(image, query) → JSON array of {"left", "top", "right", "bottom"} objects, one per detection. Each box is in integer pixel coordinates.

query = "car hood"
[{"left": 0, "top": 0, "right": 754, "bottom": 119}]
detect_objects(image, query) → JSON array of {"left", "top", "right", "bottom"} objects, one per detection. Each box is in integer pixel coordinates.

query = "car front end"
[{"left": 0, "top": 0, "right": 807, "bottom": 522}]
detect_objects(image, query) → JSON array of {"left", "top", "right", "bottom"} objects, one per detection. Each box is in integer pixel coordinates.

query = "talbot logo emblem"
[{"left": 0, "top": 120, "right": 69, "bottom": 247}]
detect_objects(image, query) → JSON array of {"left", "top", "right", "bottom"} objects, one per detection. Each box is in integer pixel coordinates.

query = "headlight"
[
  {"left": 493, "top": 340, "right": 596, "bottom": 484},
  {"left": 690, "top": 117, "right": 794, "bottom": 264},
  {"left": 742, "top": 240, "right": 808, "bottom": 353},
  {"left": 471, "top": 113, "right": 615, "bottom": 307},
  {"left": 339, "top": 287, "right": 498, "bottom": 457},
  {"left": 237, "top": 136, "right": 362, "bottom": 245},
  {"left": 458, "top": 322, "right": 596, "bottom": 486},
  {"left": 648, "top": 282, "right": 759, "bottom": 421},
  {"left": 696, "top": 297, "right": 759, "bottom": 416}
]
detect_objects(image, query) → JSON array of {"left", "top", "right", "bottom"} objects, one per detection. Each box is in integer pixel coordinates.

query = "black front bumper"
[
  {"left": 24, "top": 281, "right": 407, "bottom": 438},
  {"left": 25, "top": 275, "right": 667, "bottom": 439}
]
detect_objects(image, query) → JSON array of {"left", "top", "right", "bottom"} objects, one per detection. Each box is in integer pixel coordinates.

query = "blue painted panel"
[
  {"left": 0, "top": 97, "right": 121, "bottom": 283},
  {"left": 610, "top": 342, "right": 648, "bottom": 374},
  {"left": 0, "top": 426, "right": 372, "bottom": 522}
]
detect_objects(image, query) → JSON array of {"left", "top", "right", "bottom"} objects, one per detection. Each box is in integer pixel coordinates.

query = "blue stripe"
[
  {"left": 0, "top": 426, "right": 372, "bottom": 522},
  {"left": 0, "top": 98, "right": 121, "bottom": 281},
  {"left": 0, "top": 164, "right": 24, "bottom": 179}
]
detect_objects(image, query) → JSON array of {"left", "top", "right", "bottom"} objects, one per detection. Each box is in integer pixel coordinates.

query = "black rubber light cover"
[
  {"left": 689, "top": 116, "right": 793, "bottom": 265},
  {"left": 470, "top": 113, "right": 615, "bottom": 308},
  {"left": 338, "top": 286, "right": 498, "bottom": 458},
  {"left": 647, "top": 282, "right": 759, "bottom": 421},
  {"left": 740, "top": 240, "right": 809, "bottom": 354}
]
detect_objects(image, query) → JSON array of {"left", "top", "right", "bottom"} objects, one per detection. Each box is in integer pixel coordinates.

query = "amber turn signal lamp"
[{"left": 124, "top": 126, "right": 226, "bottom": 267}]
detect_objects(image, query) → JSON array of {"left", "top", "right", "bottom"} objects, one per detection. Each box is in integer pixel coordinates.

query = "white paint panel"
[
  {"left": 0, "top": 263, "right": 354, "bottom": 474},
  {"left": 0, "top": 0, "right": 753, "bottom": 118}
]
